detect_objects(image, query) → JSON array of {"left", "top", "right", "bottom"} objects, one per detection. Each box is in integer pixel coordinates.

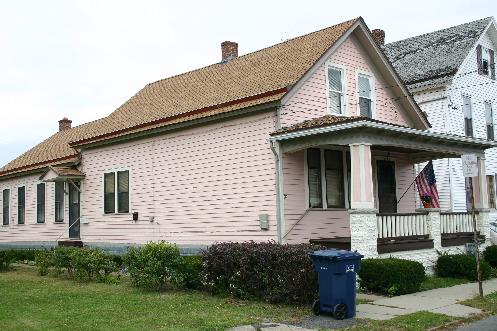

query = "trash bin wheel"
[
  {"left": 333, "top": 303, "right": 347, "bottom": 320},
  {"left": 312, "top": 300, "right": 320, "bottom": 315}
]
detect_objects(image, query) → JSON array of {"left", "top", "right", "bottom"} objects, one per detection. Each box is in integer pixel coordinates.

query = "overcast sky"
[{"left": 0, "top": 0, "right": 495, "bottom": 167}]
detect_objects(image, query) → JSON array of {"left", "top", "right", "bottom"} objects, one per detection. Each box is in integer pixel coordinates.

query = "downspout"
[{"left": 270, "top": 140, "right": 285, "bottom": 243}]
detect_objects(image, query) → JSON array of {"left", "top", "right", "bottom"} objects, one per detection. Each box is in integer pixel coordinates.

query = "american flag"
[{"left": 415, "top": 161, "right": 440, "bottom": 208}]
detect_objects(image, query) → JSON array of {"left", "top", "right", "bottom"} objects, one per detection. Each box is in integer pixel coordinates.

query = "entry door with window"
[
  {"left": 377, "top": 161, "right": 397, "bottom": 213},
  {"left": 69, "top": 182, "right": 81, "bottom": 239}
]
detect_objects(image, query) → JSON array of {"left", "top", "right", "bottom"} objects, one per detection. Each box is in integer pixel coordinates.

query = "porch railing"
[
  {"left": 377, "top": 213, "right": 429, "bottom": 238},
  {"left": 440, "top": 212, "right": 473, "bottom": 234}
]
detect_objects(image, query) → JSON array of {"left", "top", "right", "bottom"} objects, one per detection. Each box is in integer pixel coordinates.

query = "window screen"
[
  {"left": 358, "top": 75, "right": 372, "bottom": 118},
  {"left": 307, "top": 149, "right": 322, "bottom": 208}
]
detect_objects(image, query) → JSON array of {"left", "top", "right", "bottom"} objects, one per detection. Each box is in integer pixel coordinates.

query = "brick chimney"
[
  {"left": 221, "top": 41, "right": 238, "bottom": 62},
  {"left": 59, "top": 117, "right": 72, "bottom": 132},
  {"left": 371, "top": 29, "right": 385, "bottom": 45}
]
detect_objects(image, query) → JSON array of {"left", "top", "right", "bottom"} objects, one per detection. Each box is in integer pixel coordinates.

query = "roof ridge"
[
  {"left": 146, "top": 17, "right": 360, "bottom": 87},
  {"left": 386, "top": 17, "right": 492, "bottom": 46}
]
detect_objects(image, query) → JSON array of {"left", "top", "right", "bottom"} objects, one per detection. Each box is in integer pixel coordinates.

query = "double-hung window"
[
  {"left": 37, "top": 183, "right": 45, "bottom": 223},
  {"left": 307, "top": 148, "right": 350, "bottom": 209},
  {"left": 327, "top": 66, "right": 345, "bottom": 115},
  {"left": 462, "top": 95, "right": 473, "bottom": 137},
  {"left": 477, "top": 45, "right": 495, "bottom": 79},
  {"left": 2, "top": 189, "right": 10, "bottom": 225},
  {"left": 104, "top": 170, "right": 129, "bottom": 214},
  {"left": 55, "top": 182, "right": 64, "bottom": 222},
  {"left": 18, "top": 186, "right": 25, "bottom": 224},
  {"left": 485, "top": 101, "right": 494, "bottom": 140},
  {"left": 358, "top": 74, "right": 373, "bottom": 118}
]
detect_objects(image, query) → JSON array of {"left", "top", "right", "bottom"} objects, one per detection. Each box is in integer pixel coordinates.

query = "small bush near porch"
[{"left": 358, "top": 258, "right": 426, "bottom": 295}]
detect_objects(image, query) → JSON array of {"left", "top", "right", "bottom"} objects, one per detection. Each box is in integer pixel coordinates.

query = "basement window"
[{"left": 104, "top": 170, "right": 129, "bottom": 214}]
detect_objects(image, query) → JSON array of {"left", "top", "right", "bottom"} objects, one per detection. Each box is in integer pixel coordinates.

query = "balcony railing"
[
  {"left": 377, "top": 212, "right": 429, "bottom": 239},
  {"left": 440, "top": 212, "right": 473, "bottom": 234}
]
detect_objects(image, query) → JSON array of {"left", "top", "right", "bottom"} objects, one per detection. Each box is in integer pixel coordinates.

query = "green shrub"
[
  {"left": 35, "top": 250, "right": 53, "bottom": 276},
  {"left": 52, "top": 247, "right": 78, "bottom": 276},
  {"left": 358, "top": 258, "right": 426, "bottom": 296},
  {"left": 175, "top": 255, "right": 203, "bottom": 289},
  {"left": 0, "top": 250, "right": 15, "bottom": 271},
  {"left": 201, "top": 242, "right": 320, "bottom": 304},
  {"left": 35, "top": 247, "right": 118, "bottom": 282},
  {"left": 9, "top": 249, "right": 39, "bottom": 262},
  {"left": 435, "top": 253, "right": 492, "bottom": 280},
  {"left": 71, "top": 248, "right": 117, "bottom": 282},
  {"left": 123, "top": 241, "right": 183, "bottom": 290},
  {"left": 483, "top": 245, "right": 497, "bottom": 268}
]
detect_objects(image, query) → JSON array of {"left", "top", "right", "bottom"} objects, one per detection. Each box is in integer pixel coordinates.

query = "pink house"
[{"left": 0, "top": 18, "right": 494, "bottom": 267}]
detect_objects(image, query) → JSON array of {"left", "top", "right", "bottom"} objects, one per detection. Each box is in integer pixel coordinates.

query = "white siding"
[{"left": 413, "top": 28, "right": 497, "bottom": 215}]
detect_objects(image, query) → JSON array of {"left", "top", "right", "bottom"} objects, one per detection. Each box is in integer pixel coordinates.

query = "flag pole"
[{"left": 397, "top": 161, "right": 430, "bottom": 205}]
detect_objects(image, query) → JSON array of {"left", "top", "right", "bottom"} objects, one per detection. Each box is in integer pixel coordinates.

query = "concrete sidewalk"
[{"left": 356, "top": 278, "right": 497, "bottom": 320}]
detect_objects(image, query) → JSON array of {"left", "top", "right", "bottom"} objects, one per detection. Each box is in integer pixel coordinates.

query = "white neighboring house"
[{"left": 384, "top": 17, "right": 497, "bottom": 220}]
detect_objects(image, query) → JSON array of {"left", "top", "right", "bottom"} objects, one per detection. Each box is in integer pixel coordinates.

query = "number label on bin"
[{"left": 346, "top": 264, "right": 355, "bottom": 273}]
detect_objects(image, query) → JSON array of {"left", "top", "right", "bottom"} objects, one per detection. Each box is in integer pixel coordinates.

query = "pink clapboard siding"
[
  {"left": 0, "top": 174, "right": 70, "bottom": 243},
  {"left": 79, "top": 112, "right": 278, "bottom": 245},
  {"left": 280, "top": 34, "right": 414, "bottom": 128}
]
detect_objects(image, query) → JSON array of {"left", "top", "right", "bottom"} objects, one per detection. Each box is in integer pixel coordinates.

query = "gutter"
[
  {"left": 270, "top": 141, "right": 285, "bottom": 244},
  {"left": 269, "top": 120, "right": 497, "bottom": 148},
  {"left": 0, "top": 154, "right": 78, "bottom": 179},
  {"left": 70, "top": 87, "right": 288, "bottom": 148}
]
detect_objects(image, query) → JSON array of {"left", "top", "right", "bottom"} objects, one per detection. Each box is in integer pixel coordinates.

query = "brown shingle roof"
[
  {"left": 271, "top": 115, "right": 409, "bottom": 136},
  {"left": 0, "top": 18, "right": 359, "bottom": 177}
]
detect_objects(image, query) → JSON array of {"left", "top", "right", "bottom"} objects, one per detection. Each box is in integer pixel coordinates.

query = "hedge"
[
  {"left": 35, "top": 247, "right": 118, "bottom": 282},
  {"left": 436, "top": 253, "right": 492, "bottom": 280},
  {"left": 358, "top": 258, "right": 426, "bottom": 296},
  {"left": 0, "top": 250, "right": 15, "bottom": 271},
  {"left": 201, "top": 241, "right": 321, "bottom": 304},
  {"left": 483, "top": 245, "right": 497, "bottom": 268},
  {"left": 123, "top": 241, "right": 185, "bottom": 290}
]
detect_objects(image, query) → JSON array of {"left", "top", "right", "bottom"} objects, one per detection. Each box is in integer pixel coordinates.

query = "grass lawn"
[
  {"left": 0, "top": 266, "right": 308, "bottom": 331},
  {"left": 461, "top": 291, "right": 497, "bottom": 315},
  {"left": 350, "top": 311, "right": 458, "bottom": 331},
  {"left": 420, "top": 276, "right": 470, "bottom": 291}
]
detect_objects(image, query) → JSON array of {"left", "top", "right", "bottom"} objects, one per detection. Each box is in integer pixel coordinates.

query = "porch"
[{"left": 270, "top": 116, "right": 496, "bottom": 259}]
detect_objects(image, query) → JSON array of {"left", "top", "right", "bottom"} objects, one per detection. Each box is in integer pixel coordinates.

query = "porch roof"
[
  {"left": 39, "top": 166, "right": 85, "bottom": 182},
  {"left": 270, "top": 115, "right": 497, "bottom": 161}
]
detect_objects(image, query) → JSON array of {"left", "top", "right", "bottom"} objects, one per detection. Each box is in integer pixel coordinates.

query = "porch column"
[
  {"left": 349, "top": 143, "right": 378, "bottom": 258},
  {"left": 471, "top": 156, "right": 488, "bottom": 210},
  {"left": 471, "top": 155, "right": 491, "bottom": 246},
  {"left": 349, "top": 143, "right": 375, "bottom": 209}
]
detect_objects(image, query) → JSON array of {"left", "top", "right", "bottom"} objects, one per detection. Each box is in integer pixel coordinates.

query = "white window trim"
[
  {"left": 16, "top": 184, "right": 26, "bottom": 225},
  {"left": 102, "top": 168, "right": 131, "bottom": 215},
  {"left": 304, "top": 147, "right": 350, "bottom": 209},
  {"left": 2, "top": 186, "right": 11, "bottom": 226},
  {"left": 355, "top": 69, "right": 376, "bottom": 118},
  {"left": 462, "top": 94, "right": 474, "bottom": 136},
  {"left": 54, "top": 182, "right": 65, "bottom": 223},
  {"left": 482, "top": 46, "right": 491, "bottom": 77},
  {"left": 35, "top": 181, "right": 47, "bottom": 224},
  {"left": 485, "top": 101, "right": 494, "bottom": 139},
  {"left": 325, "top": 62, "right": 347, "bottom": 116}
]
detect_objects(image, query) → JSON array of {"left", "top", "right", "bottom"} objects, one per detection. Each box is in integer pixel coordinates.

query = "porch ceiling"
[{"left": 270, "top": 120, "right": 497, "bottom": 162}]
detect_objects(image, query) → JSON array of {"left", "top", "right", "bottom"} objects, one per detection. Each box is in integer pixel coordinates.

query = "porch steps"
[{"left": 57, "top": 240, "right": 84, "bottom": 248}]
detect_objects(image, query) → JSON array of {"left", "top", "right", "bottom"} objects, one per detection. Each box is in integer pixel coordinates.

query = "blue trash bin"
[{"left": 309, "top": 250, "right": 363, "bottom": 319}]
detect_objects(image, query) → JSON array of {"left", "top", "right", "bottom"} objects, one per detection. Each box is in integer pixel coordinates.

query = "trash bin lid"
[{"left": 309, "top": 249, "right": 363, "bottom": 261}]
